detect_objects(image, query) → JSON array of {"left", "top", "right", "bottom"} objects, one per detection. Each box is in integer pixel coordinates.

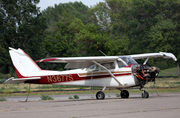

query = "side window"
[
  {"left": 87, "top": 64, "right": 99, "bottom": 71},
  {"left": 117, "top": 61, "right": 126, "bottom": 68},
  {"left": 101, "top": 62, "right": 115, "bottom": 70}
]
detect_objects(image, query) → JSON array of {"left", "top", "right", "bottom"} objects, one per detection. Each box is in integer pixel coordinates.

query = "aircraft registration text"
[{"left": 47, "top": 74, "right": 73, "bottom": 83}]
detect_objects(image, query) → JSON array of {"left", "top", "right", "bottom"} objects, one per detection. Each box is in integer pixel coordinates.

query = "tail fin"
[{"left": 9, "top": 47, "right": 41, "bottom": 78}]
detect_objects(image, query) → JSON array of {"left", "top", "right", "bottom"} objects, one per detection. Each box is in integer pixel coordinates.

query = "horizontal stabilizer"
[{"left": 4, "top": 77, "right": 41, "bottom": 84}]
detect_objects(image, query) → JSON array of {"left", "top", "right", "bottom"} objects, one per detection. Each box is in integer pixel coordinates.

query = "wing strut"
[
  {"left": 92, "top": 61, "right": 122, "bottom": 86},
  {"left": 143, "top": 57, "right": 149, "bottom": 65}
]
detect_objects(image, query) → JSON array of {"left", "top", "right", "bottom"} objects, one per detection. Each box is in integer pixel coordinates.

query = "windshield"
[{"left": 119, "top": 56, "right": 137, "bottom": 65}]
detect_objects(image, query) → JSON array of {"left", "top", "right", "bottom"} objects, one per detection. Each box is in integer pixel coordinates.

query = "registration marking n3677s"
[{"left": 47, "top": 74, "right": 73, "bottom": 83}]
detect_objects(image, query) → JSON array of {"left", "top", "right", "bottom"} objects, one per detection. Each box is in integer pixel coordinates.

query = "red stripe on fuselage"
[
  {"left": 25, "top": 72, "right": 132, "bottom": 84},
  {"left": 125, "top": 63, "right": 138, "bottom": 67}
]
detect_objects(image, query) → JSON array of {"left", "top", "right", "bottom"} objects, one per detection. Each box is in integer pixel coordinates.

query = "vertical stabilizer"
[{"left": 9, "top": 47, "right": 41, "bottom": 78}]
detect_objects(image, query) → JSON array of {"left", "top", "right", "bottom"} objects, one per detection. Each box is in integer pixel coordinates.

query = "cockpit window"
[
  {"left": 87, "top": 62, "right": 115, "bottom": 71},
  {"left": 119, "top": 56, "right": 137, "bottom": 65},
  {"left": 101, "top": 62, "right": 115, "bottom": 70},
  {"left": 86, "top": 64, "right": 99, "bottom": 71},
  {"left": 117, "top": 61, "right": 127, "bottom": 68}
]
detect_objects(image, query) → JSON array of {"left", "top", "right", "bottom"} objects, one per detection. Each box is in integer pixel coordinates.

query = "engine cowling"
[{"left": 132, "top": 64, "right": 160, "bottom": 86}]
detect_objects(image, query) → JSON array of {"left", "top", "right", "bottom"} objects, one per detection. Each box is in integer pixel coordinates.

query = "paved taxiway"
[{"left": 0, "top": 93, "right": 180, "bottom": 118}]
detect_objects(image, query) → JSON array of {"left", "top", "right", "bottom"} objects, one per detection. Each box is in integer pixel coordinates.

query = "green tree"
[
  {"left": 87, "top": 0, "right": 132, "bottom": 55},
  {"left": 129, "top": 0, "right": 180, "bottom": 53},
  {"left": 0, "top": 0, "right": 47, "bottom": 73},
  {"left": 42, "top": 13, "right": 78, "bottom": 57},
  {"left": 75, "top": 22, "right": 110, "bottom": 56},
  {"left": 129, "top": 0, "right": 180, "bottom": 70},
  {"left": 40, "top": 2, "right": 94, "bottom": 70},
  {"left": 42, "top": 1, "right": 90, "bottom": 28},
  {"left": 88, "top": 0, "right": 179, "bottom": 70}
]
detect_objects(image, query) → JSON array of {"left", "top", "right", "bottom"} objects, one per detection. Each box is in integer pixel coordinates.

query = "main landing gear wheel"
[
  {"left": 96, "top": 91, "right": 105, "bottom": 100},
  {"left": 120, "top": 90, "right": 129, "bottom": 98},
  {"left": 142, "top": 91, "right": 149, "bottom": 98}
]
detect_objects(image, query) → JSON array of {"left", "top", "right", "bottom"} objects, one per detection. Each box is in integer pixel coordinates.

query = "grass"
[
  {"left": 73, "top": 95, "right": 79, "bottom": 99},
  {"left": 41, "top": 95, "right": 54, "bottom": 100},
  {"left": 3, "top": 90, "right": 13, "bottom": 94},
  {"left": 68, "top": 96, "right": 73, "bottom": 99},
  {"left": 116, "top": 94, "right": 120, "bottom": 97},
  {"left": 158, "top": 67, "right": 179, "bottom": 76},
  {"left": 0, "top": 97, "right": 7, "bottom": 101},
  {"left": 68, "top": 95, "right": 79, "bottom": 99}
]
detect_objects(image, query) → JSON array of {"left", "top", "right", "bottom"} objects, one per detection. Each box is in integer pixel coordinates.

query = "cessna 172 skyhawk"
[{"left": 5, "top": 47, "right": 177, "bottom": 99}]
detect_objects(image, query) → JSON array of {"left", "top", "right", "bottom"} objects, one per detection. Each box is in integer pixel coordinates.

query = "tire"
[
  {"left": 120, "top": 90, "right": 129, "bottom": 98},
  {"left": 142, "top": 91, "right": 149, "bottom": 98},
  {"left": 96, "top": 91, "right": 105, "bottom": 100}
]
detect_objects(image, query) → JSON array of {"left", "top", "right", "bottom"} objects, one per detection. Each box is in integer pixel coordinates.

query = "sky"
[{"left": 37, "top": 0, "right": 104, "bottom": 11}]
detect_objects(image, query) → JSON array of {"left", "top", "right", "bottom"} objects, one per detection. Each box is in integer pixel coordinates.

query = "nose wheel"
[{"left": 142, "top": 90, "right": 149, "bottom": 98}]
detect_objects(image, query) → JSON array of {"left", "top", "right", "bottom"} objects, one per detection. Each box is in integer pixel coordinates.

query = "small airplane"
[{"left": 5, "top": 47, "right": 177, "bottom": 99}]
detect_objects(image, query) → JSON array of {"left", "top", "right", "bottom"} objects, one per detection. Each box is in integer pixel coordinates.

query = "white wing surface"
[
  {"left": 36, "top": 52, "right": 177, "bottom": 69},
  {"left": 36, "top": 56, "right": 119, "bottom": 69},
  {"left": 36, "top": 56, "right": 119, "bottom": 63},
  {"left": 130, "top": 52, "right": 177, "bottom": 61}
]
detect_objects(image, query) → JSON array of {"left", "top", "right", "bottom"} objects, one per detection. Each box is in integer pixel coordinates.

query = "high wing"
[
  {"left": 36, "top": 52, "right": 177, "bottom": 69},
  {"left": 36, "top": 56, "right": 119, "bottom": 63},
  {"left": 129, "top": 52, "right": 177, "bottom": 61},
  {"left": 36, "top": 56, "right": 119, "bottom": 69},
  {"left": 36, "top": 52, "right": 177, "bottom": 63}
]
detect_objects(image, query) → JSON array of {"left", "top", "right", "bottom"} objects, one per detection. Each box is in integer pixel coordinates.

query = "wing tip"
[{"left": 160, "top": 52, "right": 177, "bottom": 61}]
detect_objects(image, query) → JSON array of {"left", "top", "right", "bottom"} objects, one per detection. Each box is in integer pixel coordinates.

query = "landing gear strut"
[
  {"left": 120, "top": 90, "right": 129, "bottom": 98},
  {"left": 142, "top": 90, "right": 149, "bottom": 98},
  {"left": 96, "top": 87, "right": 106, "bottom": 100},
  {"left": 96, "top": 91, "right": 105, "bottom": 100},
  {"left": 141, "top": 88, "right": 149, "bottom": 98}
]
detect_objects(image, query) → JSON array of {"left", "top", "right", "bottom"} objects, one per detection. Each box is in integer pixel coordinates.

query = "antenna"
[{"left": 99, "top": 50, "right": 107, "bottom": 57}]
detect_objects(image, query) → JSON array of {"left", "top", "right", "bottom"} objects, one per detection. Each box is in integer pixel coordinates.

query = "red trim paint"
[
  {"left": 125, "top": 63, "right": 138, "bottom": 67},
  {"left": 14, "top": 67, "right": 27, "bottom": 78},
  {"left": 36, "top": 58, "right": 57, "bottom": 63}
]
